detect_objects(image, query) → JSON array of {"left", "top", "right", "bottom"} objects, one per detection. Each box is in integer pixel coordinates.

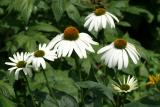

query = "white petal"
[
  {"left": 106, "top": 12, "right": 119, "bottom": 22},
  {"left": 85, "top": 13, "right": 94, "bottom": 20},
  {"left": 5, "top": 62, "right": 16, "bottom": 66},
  {"left": 117, "top": 50, "right": 123, "bottom": 70},
  {"left": 16, "top": 52, "right": 21, "bottom": 60},
  {"left": 79, "top": 39, "right": 95, "bottom": 53},
  {"left": 88, "top": 19, "right": 96, "bottom": 31},
  {"left": 73, "top": 42, "right": 83, "bottom": 58},
  {"left": 48, "top": 34, "right": 63, "bottom": 49},
  {"left": 122, "top": 50, "right": 128, "bottom": 68},
  {"left": 108, "top": 49, "right": 116, "bottom": 68},
  {"left": 15, "top": 68, "right": 22, "bottom": 80},
  {"left": 8, "top": 67, "right": 17, "bottom": 73},
  {"left": 79, "top": 33, "right": 98, "bottom": 45},
  {"left": 97, "top": 43, "right": 114, "bottom": 54},
  {"left": 76, "top": 40, "right": 87, "bottom": 58},
  {"left": 84, "top": 14, "right": 95, "bottom": 27},
  {"left": 126, "top": 48, "right": 137, "bottom": 64},
  {"left": 9, "top": 57, "right": 17, "bottom": 63},
  {"left": 105, "top": 14, "right": 115, "bottom": 28},
  {"left": 62, "top": 41, "right": 70, "bottom": 57},
  {"left": 101, "top": 48, "right": 114, "bottom": 65},
  {"left": 67, "top": 42, "right": 74, "bottom": 57},
  {"left": 13, "top": 54, "right": 18, "bottom": 62},
  {"left": 112, "top": 48, "right": 120, "bottom": 67},
  {"left": 40, "top": 58, "right": 46, "bottom": 69},
  {"left": 57, "top": 41, "right": 65, "bottom": 57},
  {"left": 102, "top": 15, "right": 107, "bottom": 28}
]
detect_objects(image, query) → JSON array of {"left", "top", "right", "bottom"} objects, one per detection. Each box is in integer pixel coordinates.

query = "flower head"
[
  {"left": 48, "top": 26, "right": 98, "bottom": 59},
  {"left": 112, "top": 75, "right": 138, "bottom": 93},
  {"left": 97, "top": 39, "right": 140, "bottom": 70},
  {"left": 147, "top": 73, "right": 160, "bottom": 86},
  {"left": 5, "top": 52, "right": 32, "bottom": 80},
  {"left": 84, "top": 8, "right": 119, "bottom": 32},
  {"left": 30, "top": 43, "right": 57, "bottom": 70}
]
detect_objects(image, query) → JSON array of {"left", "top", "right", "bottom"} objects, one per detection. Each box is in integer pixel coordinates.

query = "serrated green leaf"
[
  {"left": 54, "top": 70, "right": 79, "bottom": 102},
  {"left": 29, "top": 22, "right": 61, "bottom": 33},
  {"left": 77, "top": 81, "right": 113, "bottom": 102},
  {"left": 51, "top": 0, "right": 66, "bottom": 22},
  {"left": 81, "top": 58, "right": 91, "bottom": 75},
  {"left": 41, "top": 95, "right": 58, "bottom": 107},
  {"left": 66, "top": 4, "right": 81, "bottom": 25},
  {"left": 124, "top": 6, "right": 154, "bottom": 23},
  {"left": 7, "top": 0, "right": 34, "bottom": 22},
  {"left": 0, "top": 94, "right": 16, "bottom": 107},
  {"left": 118, "top": 21, "right": 131, "bottom": 27}
]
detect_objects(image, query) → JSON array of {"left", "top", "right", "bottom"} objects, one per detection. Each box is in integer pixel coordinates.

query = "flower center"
[
  {"left": 16, "top": 61, "right": 26, "bottom": 68},
  {"left": 114, "top": 39, "right": 127, "bottom": 49},
  {"left": 94, "top": 8, "right": 106, "bottom": 16},
  {"left": 34, "top": 50, "right": 45, "bottom": 57},
  {"left": 120, "top": 84, "right": 130, "bottom": 91},
  {"left": 63, "top": 26, "right": 79, "bottom": 40}
]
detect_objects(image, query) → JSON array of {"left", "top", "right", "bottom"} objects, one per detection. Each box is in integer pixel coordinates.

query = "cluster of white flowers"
[{"left": 5, "top": 7, "right": 139, "bottom": 93}]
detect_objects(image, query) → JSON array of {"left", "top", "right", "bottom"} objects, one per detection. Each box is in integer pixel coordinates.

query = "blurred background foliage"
[{"left": 0, "top": 0, "right": 160, "bottom": 107}]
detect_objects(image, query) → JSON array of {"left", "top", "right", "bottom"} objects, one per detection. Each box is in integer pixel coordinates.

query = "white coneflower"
[
  {"left": 48, "top": 26, "right": 98, "bottom": 59},
  {"left": 112, "top": 75, "right": 138, "bottom": 93},
  {"left": 5, "top": 52, "right": 32, "bottom": 80},
  {"left": 84, "top": 8, "right": 119, "bottom": 32},
  {"left": 97, "top": 39, "right": 140, "bottom": 70},
  {"left": 30, "top": 43, "right": 57, "bottom": 70}
]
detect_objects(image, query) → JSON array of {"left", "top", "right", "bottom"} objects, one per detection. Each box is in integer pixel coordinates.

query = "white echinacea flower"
[
  {"left": 48, "top": 26, "right": 99, "bottom": 59},
  {"left": 97, "top": 39, "right": 140, "bottom": 70},
  {"left": 112, "top": 75, "right": 138, "bottom": 93},
  {"left": 30, "top": 43, "right": 57, "bottom": 70},
  {"left": 84, "top": 8, "right": 119, "bottom": 32},
  {"left": 5, "top": 52, "right": 32, "bottom": 80}
]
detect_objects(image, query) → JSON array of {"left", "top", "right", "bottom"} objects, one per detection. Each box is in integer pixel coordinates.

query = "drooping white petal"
[
  {"left": 73, "top": 42, "right": 83, "bottom": 59},
  {"left": 122, "top": 50, "right": 129, "bottom": 68},
  {"left": 112, "top": 48, "right": 120, "bottom": 67},
  {"left": 48, "top": 34, "right": 63, "bottom": 49},
  {"left": 88, "top": 19, "right": 96, "bottom": 31},
  {"left": 126, "top": 48, "right": 138, "bottom": 64},
  {"left": 117, "top": 50, "right": 123, "bottom": 70},
  {"left": 67, "top": 42, "right": 74, "bottom": 57},
  {"left": 102, "top": 15, "right": 107, "bottom": 28},
  {"left": 97, "top": 43, "right": 114, "bottom": 54},
  {"left": 106, "top": 12, "right": 119, "bottom": 22},
  {"left": 84, "top": 14, "right": 95, "bottom": 27},
  {"left": 76, "top": 40, "right": 87, "bottom": 58},
  {"left": 15, "top": 68, "right": 22, "bottom": 80}
]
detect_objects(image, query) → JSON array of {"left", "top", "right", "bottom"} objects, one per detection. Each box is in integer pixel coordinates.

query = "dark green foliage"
[{"left": 0, "top": 0, "right": 160, "bottom": 107}]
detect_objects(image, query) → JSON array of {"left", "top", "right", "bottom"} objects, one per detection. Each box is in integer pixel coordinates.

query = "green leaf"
[
  {"left": 124, "top": 6, "right": 154, "bottom": 23},
  {"left": 118, "top": 21, "right": 131, "bottom": 27},
  {"left": 0, "top": 94, "right": 16, "bottom": 107},
  {"left": 139, "top": 64, "right": 149, "bottom": 78},
  {"left": 56, "top": 92, "right": 78, "bottom": 107},
  {"left": 77, "top": 81, "right": 113, "bottom": 102},
  {"left": 66, "top": 4, "right": 81, "bottom": 25},
  {"left": 7, "top": 0, "right": 34, "bottom": 22},
  {"left": 54, "top": 70, "right": 79, "bottom": 102},
  {"left": 0, "top": 80, "right": 14, "bottom": 99},
  {"left": 41, "top": 95, "right": 58, "bottom": 107},
  {"left": 81, "top": 58, "right": 91, "bottom": 75},
  {"left": 29, "top": 22, "right": 61, "bottom": 33},
  {"left": 51, "top": 0, "right": 66, "bottom": 22}
]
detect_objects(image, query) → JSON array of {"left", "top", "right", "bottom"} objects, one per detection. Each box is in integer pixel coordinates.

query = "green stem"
[
  {"left": 42, "top": 69, "right": 59, "bottom": 107},
  {"left": 23, "top": 74, "right": 36, "bottom": 107},
  {"left": 75, "top": 57, "right": 84, "bottom": 106}
]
